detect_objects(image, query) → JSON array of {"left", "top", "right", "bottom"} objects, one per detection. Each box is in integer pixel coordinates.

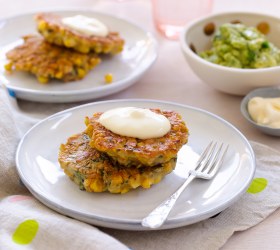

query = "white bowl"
[
  {"left": 241, "top": 87, "right": 280, "bottom": 136},
  {"left": 180, "top": 12, "right": 280, "bottom": 95}
]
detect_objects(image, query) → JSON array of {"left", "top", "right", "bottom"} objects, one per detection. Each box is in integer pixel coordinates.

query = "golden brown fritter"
[
  {"left": 84, "top": 109, "right": 189, "bottom": 167},
  {"left": 5, "top": 35, "right": 101, "bottom": 83},
  {"left": 58, "top": 133, "right": 176, "bottom": 194},
  {"left": 35, "top": 13, "right": 125, "bottom": 54}
]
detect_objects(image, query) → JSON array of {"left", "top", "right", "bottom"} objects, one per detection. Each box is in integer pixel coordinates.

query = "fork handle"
[{"left": 141, "top": 174, "right": 196, "bottom": 229}]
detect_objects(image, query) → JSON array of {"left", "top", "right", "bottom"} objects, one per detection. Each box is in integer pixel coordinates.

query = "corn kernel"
[
  {"left": 141, "top": 178, "right": 151, "bottom": 189},
  {"left": 90, "top": 179, "right": 104, "bottom": 192},
  {"left": 109, "top": 186, "right": 121, "bottom": 194},
  {"left": 120, "top": 186, "right": 131, "bottom": 194},
  {"left": 129, "top": 175, "right": 141, "bottom": 188},
  {"left": 104, "top": 73, "right": 113, "bottom": 84},
  {"left": 79, "top": 45, "right": 90, "bottom": 53},
  {"left": 37, "top": 75, "right": 49, "bottom": 83},
  {"left": 4, "top": 62, "right": 13, "bottom": 71},
  {"left": 64, "top": 38, "right": 76, "bottom": 47},
  {"left": 103, "top": 44, "right": 113, "bottom": 53},
  {"left": 163, "top": 164, "right": 173, "bottom": 173},
  {"left": 55, "top": 71, "right": 63, "bottom": 79},
  {"left": 77, "top": 68, "right": 86, "bottom": 78},
  {"left": 74, "top": 57, "right": 83, "bottom": 66},
  {"left": 153, "top": 175, "right": 163, "bottom": 184},
  {"left": 83, "top": 179, "right": 91, "bottom": 189},
  {"left": 111, "top": 175, "right": 123, "bottom": 185},
  {"left": 94, "top": 45, "right": 102, "bottom": 53},
  {"left": 38, "top": 21, "right": 47, "bottom": 30}
]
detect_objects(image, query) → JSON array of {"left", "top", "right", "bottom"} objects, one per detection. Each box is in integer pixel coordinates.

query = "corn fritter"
[
  {"left": 58, "top": 133, "right": 176, "bottom": 194},
  {"left": 35, "top": 13, "right": 125, "bottom": 54},
  {"left": 5, "top": 35, "right": 101, "bottom": 83},
  {"left": 85, "top": 109, "right": 189, "bottom": 167}
]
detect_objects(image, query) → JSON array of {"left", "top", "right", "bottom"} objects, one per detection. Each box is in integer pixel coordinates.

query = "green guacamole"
[{"left": 199, "top": 23, "right": 280, "bottom": 69}]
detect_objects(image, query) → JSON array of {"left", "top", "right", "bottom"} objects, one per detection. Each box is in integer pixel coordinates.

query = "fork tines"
[{"left": 193, "top": 141, "right": 229, "bottom": 179}]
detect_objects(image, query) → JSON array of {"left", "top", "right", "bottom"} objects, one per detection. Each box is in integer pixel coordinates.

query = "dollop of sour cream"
[
  {"left": 61, "top": 15, "right": 108, "bottom": 37},
  {"left": 248, "top": 96, "right": 280, "bottom": 128},
  {"left": 98, "top": 107, "right": 171, "bottom": 139}
]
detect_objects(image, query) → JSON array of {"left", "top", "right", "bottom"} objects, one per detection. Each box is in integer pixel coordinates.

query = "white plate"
[
  {"left": 16, "top": 99, "right": 255, "bottom": 230},
  {"left": 0, "top": 11, "right": 158, "bottom": 103}
]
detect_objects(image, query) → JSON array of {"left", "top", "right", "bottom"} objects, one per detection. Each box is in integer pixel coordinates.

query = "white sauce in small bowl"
[{"left": 248, "top": 96, "right": 280, "bottom": 128}]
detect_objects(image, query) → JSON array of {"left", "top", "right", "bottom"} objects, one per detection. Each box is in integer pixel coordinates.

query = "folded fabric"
[
  {"left": 0, "top": 195, "right": 128, "bottom": 250},
  {"left": 0, "top": 90, "right": 128, "bottom": 250}
]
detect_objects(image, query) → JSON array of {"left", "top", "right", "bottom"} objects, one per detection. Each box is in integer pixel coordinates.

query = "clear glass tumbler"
[{"left": 152, "top": 0, "right": 213, "bottom": 40}]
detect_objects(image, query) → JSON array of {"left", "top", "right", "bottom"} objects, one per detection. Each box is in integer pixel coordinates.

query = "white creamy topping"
[
  {"left": 98, "top": 107, "right": 171, "bottom": 139},
  {"left": 248, "top": 96, "right": 280, "bottom": 128},
  {"left": 61, "top": 15, "right": 108, "bottom": 37}
]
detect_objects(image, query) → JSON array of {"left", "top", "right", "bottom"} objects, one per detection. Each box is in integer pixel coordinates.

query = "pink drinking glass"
[{"left": 152, "top": 0, "right": 213, "bottom": 40}]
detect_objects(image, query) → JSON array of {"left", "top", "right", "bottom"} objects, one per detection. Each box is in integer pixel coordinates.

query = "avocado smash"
[{"left": 200, "top": 23, "right": 280, "bottom": 69}]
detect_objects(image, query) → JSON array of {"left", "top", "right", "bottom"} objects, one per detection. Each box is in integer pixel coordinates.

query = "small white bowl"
[
  {"left": 180, "top": 12, "right": 280, "bottom": 95},
  {"left": 240, "top": 87, "right": 280, "bottom": 136}
]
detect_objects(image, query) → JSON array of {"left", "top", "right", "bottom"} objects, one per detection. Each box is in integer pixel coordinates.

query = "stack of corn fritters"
[
  {"left": 5, "top": 13, "right": 125, "bottom": 83},
  {"left": 58, "top": 108, "right": 189, "bottom": 194}
]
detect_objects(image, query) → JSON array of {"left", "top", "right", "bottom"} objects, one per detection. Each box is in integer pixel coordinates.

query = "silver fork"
[{"left": 141, "top": 141, "right": 229, "bottom": 229}]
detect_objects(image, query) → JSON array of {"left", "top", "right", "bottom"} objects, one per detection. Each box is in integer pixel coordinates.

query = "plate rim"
[
  {"left": 0, "top": 10, "right": 158, "bottom": 101},
  {"left": 15, "top": 99, "right": 256, "bottom": 230}
]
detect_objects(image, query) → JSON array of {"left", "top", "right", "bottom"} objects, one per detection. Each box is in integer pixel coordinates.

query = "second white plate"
[
  {"left": 16, "top": 99, "right": 255, "bottom": 230},
  {"left": 0, "top": 11, "right": 158, "bottom": 103}
]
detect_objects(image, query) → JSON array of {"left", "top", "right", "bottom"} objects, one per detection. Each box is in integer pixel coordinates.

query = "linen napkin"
[
  {"left": 0, "top": 90, "right": 129, "bottom": 250},
  {"left": 1, "top": 89, "right": 280, "bottom": 250}
]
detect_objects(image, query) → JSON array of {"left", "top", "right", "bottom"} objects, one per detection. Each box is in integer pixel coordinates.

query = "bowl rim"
[
  {"left": 180, "top": 11, "right": 280, "bottom": 73},
  {"left": 240, "top": 86, "right": 280, "bottom": 130}
]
